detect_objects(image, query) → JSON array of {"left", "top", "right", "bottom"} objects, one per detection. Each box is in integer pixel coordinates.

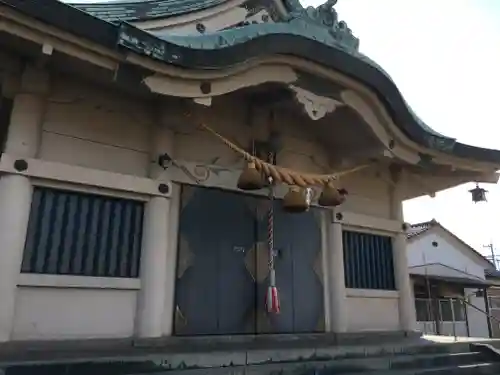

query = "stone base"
[
  {"left": 0, "top": 330, "right": 422, "bottom": 363},
  {"left": 2, "top": 331, "right": 499, "bottom": 375}
]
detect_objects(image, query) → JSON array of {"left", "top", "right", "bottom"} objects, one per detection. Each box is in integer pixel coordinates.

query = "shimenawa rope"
[{"left": 199, "top": 122, "right": 367, "bottom": 187}]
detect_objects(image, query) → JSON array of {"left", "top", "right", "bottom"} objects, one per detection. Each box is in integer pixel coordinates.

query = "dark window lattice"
[
  {"left": 21, "top": 187, "right": 144, "bottom": 278},
  {"left": 343, "top": 230, "right": 396, "bottom": 290}
]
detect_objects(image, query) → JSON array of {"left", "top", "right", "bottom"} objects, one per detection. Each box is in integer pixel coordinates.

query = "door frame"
[
  {"left": 170, "top": 183, "right": 330, "bottom": 336},
  {"left": 320, "top": 209, "right": 331, "bottom": 332}
]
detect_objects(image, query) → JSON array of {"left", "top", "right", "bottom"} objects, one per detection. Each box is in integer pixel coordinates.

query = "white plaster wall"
[
  {"left": 39, "top": 78, "right": 153, "bottom": 177},
  {"left": 36, "top": 78, "right": 392, "bottom": 219},
  {"left": 170, "top": 98, "right": 392, "bottom": 219},
  {"left": 12, "top": 287, "right": 137, "bottom": 340},
  {"left": 407, "top": 232, "right": 486, "bottom": 280},
  {"left": 345, "top": 293, "right": 400, "bottom": 331}
]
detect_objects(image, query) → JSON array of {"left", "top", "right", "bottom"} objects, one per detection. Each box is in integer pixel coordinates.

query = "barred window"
[
  {"left": 489, "top": 297, "right": 500, "bottom": 310},
  {"left": 343, "top": 230, "right": 396, "bottom": 290},
  {"left": 439, "top": 299, "right": 466, "bottom": 322},
  {"left": 21, "top": 187, "right": 144, "bottom": 278}
]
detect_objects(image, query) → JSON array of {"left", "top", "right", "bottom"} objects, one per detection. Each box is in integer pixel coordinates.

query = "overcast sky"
[
  {"left": 65, "top": 0, "right": 500, "bottom": 256},
  {"left": 322, "top": 0, "right": 500, "bottom": 257}
]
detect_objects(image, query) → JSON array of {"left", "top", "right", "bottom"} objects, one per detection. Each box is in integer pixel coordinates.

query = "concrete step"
[
  {"left": 298, "top": 362, "right": 500, "bottom": 375},
  {"left": 407, "top": 362, "right": 500, "bottom": 375},
  {"left": 112, "top": 353, "right": 499, "bottom": 375},
  {"left": 92, "top": 361, "right": 499, "bottom": 375},
  {"left": 245, "top": 362, "right": 500, "bottom": 375},
  {"left": 0, "top": 335, "right": 472, "bottom": 365},
  {"left": 242, "top": 355, "right": 500, "bottom": 375},
  {"left": 389, "top": 351, "right": 488, "bottom": 369},
  {"left": 0, "top": 342, "right": 470, "bottom": 368},
  {"left": 2, "top": 341, "right": 499, "bottom": 375}
]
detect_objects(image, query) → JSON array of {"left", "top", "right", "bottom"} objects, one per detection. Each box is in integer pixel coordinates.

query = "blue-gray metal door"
[
  {"left": 174, "top": 186, "right": 325, "bottom": 336},
  {"left": 174, "top": 185, "right": 258, "bottom": 335},
  {"left": 257, "top": 201, "right": 325, "bottom": 333}
]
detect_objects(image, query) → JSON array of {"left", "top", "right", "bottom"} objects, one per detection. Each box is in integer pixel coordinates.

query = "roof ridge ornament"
[{"left": 285, "top": 0, "right": 359, "bottom": 51}]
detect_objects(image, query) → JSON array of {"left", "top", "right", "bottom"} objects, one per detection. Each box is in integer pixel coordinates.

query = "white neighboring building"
[{"left": 407, "top": 220, "right": 495, "bottom": 338}]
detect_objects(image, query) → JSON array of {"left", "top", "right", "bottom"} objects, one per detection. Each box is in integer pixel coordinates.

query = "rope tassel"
[
  {"left": 266, "top": 168, "right": 280, "bottom": 314},
  {"left": 266, "top": 269, "right": 280, "bottom": 314}
]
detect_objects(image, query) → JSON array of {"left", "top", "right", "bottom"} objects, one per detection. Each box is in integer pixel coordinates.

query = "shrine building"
[{"left": 0, "top": 0, "right": 498, "bottom": 345}]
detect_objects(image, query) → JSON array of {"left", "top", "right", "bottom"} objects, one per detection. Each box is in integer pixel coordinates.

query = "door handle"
[
  {"left": 272, "top": 248, "right": 282, "bottom": 259},
  {"left": 233, "top": 246, "right": 246, "bottom": 253}
]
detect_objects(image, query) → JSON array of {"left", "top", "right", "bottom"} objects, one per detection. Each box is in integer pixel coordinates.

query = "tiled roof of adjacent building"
[
  {"left": 407, "top": 219, "right": 495, "bottom": 270},
  {"left": 406, "top": 219, "right": 437, "bottom": 239},
  {"left": 70, "top": 0, "right": 228, "bottom": 22}
]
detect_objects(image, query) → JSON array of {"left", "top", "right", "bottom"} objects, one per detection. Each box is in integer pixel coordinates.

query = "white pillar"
[
  {"left": 390, "top": 175, "right": 417, "bottom": 333},
  {"left": 0, "top": 66, "right": 48, "bottom": 342},
  {"left": 136, "top": 113, "right": 175, "bottom": 338},
  {"left": 0, "top": 175, "right": 33, "bottom": 341},
  {"left": 393, "top": 232, "right": 416, "bottom": 332},
  {"left": 328, "top": 210, "right": 347, "bottom": 333},
  {"left": 136, "top": 196, "right": 171, "bottom": 338},
  {"left": 4, "top": 93, "right": 45, "bottom": 158},
  {"left": 162, "top": 183, "right": 180, "bottom": 336}
]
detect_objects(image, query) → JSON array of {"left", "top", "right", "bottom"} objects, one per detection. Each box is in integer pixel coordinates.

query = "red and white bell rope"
[{"left": 265, "top": 171, "right": 280, "bottom": 314}]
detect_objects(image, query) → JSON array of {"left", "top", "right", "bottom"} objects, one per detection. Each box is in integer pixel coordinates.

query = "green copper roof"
[
  {"left": 120, "top": 14, "right": 456, "bottom": 152},
  {"left": 145, "top": 12, "right": 447, "bottom": 146},
  {"left": 70, "top": 0, "right": 229, "bottom": 22},
  {"left": 3, "top": 0, "right": 500, "bottom": 163},
  {"left": 71, "top": 0, "right": 360, "bottom": 52}
]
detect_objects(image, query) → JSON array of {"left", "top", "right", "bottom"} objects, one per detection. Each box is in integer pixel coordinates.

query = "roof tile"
[
  {"left": 71, "top": 0, "right": 229, "bottom": 22},
  {"left": 406, "top": 219, "right": 437, "bottom": 239}
]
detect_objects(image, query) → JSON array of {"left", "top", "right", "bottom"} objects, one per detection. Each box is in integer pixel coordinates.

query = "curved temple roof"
[
  {"left": 3, "top": 0, "right": 500, "bottom": 164},
  {"left": 71, "top": 0, "right": 230, "bottom": 22}
]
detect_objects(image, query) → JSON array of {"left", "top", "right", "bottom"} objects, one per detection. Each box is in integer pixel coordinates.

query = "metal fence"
[{"left": 415, "top": 297, "right": 468, "bottom": 337}]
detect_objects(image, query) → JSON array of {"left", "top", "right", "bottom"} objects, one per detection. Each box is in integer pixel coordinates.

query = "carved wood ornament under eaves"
[{"left": 289, "top": 85, "right": 342, "bottom": 120}]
